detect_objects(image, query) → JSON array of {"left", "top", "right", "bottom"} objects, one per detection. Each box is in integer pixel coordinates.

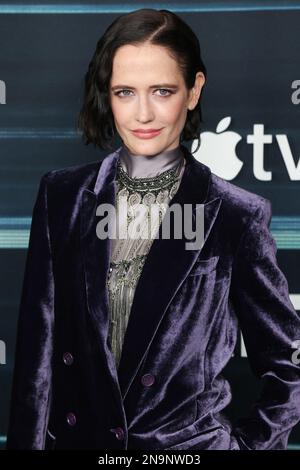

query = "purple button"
[
  {"left": 110, "top": 427, "right": 124, "bottom": 440},
  {"left": 66, "top": 412, "right": 76, "bottom": 426},
  {"left": 141, "top": 373, "right": 155, "bottom": 387},
  {"left": 63, "top": 352, "right": 74, "bottom": 366}
]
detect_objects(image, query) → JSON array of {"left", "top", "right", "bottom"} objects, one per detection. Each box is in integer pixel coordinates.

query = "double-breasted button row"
[
  {"left": 110, "top": 426, "right": 125, "bottom": 440},
  {"left": 141, "top": 373, "right": 155, "bottom": 387},
  {"left": 63, "top": 352, "right": 74, "bottom": 366},
  {"left": 64, "top": 353, "right": 75, "bottom": 427}
]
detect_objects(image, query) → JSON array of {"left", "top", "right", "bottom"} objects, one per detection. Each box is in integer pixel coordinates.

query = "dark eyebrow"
[{"left": 111, "top": 83, "right": 178, "bottom": 91}]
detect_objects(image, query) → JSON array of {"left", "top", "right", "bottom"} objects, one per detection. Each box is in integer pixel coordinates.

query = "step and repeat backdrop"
[{"left": 0, "top": 0, "right": 299, "bottom": 449}]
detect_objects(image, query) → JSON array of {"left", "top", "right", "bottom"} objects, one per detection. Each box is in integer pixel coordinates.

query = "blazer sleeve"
[
  {"left": 230, "top": 198, "right": 300, "bottom": 450},
  {"left": 6, "top": 172, "right": 55, "bottom": 449}
]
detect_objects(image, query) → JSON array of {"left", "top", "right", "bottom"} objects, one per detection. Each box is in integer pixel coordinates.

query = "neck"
[{"left": 119, "top": 143, "right": 184, "bottom": 178}]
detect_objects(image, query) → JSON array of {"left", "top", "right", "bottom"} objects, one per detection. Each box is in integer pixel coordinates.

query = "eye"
[
  {"left": 113, "top": 88, "right": 174, "bottom": 98},
  {"left": 114, "top": 89, "right": 133, "bottom": 97},
  {"left": 156, "top": 88, "right": 173, "bottom": 96}
]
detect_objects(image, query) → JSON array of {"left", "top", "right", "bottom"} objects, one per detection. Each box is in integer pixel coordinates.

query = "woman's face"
[{"left": 109, "top": 43, "right": 205, "bottom": 155}]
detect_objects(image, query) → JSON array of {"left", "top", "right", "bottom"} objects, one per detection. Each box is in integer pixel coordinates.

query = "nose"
[{"left": 135, "top": 94, "right": 154, "bottom": 122}]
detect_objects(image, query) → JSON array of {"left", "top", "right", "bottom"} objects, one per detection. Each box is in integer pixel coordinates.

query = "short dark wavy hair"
[{"left": 76, "top": 8, "right": 207, "bottom": 152}]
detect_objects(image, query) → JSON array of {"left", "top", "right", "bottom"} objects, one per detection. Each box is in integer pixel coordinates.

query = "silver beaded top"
[{"left": 106, "top": 147, "right": 186, "bottom": 370}]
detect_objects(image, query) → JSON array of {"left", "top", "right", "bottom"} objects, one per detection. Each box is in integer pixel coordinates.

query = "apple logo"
[{"left": 192, "top": 116, "right": 243, "bottom": 180}]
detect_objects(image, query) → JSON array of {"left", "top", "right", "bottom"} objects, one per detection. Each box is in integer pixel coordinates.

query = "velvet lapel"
[{"left": 80, "top": 145, "right": 222, "bottom": 402}]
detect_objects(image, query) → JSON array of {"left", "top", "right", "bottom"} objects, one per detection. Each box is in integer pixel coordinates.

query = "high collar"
[
  {"left": 119, "top": 143, "right": 184, "bottom": 178},
  {"left": 92, "top": 144, "right": 213, "bottom": 206}
]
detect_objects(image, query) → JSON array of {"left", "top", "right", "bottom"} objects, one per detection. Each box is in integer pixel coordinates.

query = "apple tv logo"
[
  {"left": 192, "top": 116, "right": 300, "bottom": 181},
  {"left": 193, "top": 116, "right": 242, "bottom": 180}
]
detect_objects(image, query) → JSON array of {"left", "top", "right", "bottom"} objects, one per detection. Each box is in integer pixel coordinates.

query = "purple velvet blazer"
[{"left": 6, "top": 144, "right": 300, "bottom": 450}]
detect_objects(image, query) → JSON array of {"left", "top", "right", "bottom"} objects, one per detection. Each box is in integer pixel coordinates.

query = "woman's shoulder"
[
  {"left": 208, "top": 171, "right": 272, "bottom": 225},
  {"left": 40, "top": 147, "right": 120, "bottom": 195},
  {"left": 41, "top": 159, "right": 103, "bottom": 187},
  {"left": 34, "top": 159, "right": 106, "bottom": 215}
]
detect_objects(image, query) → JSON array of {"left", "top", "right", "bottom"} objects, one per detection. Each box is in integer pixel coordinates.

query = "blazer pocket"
[
  {"left": 188, "top": 255, "right": 219, "bottom": 277},
  {"left": 45, "top": 428, "right": 56, "bottom": 450}
]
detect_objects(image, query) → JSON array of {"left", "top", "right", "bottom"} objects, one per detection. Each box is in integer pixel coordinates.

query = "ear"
[{"left": 188, "top": 72, "right": 206, "bottom": 111}]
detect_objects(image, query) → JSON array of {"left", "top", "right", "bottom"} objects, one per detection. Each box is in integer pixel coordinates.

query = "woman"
[{"left": 6, "top": 8, "right": 300, "bottom": 450}]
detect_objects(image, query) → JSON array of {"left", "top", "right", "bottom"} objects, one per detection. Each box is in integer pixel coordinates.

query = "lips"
[
  {"left": 131, "top": 128, "right": 163, "bottom": 139},
  {"left": 132, "top": 128, "right": 162, "bottom": 133}
]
